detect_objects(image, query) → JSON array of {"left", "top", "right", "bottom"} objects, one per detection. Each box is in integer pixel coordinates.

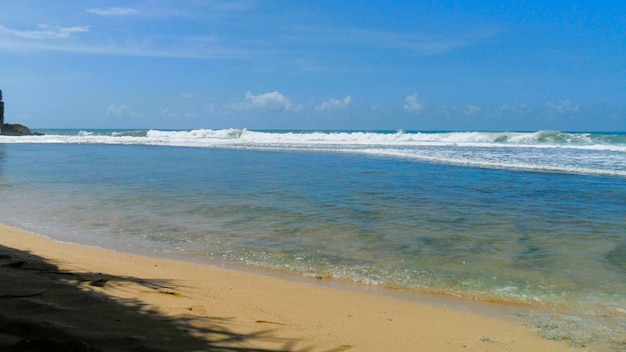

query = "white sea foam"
[
  {"left": 3, "top": 128, "right": 625, "bottom": 147},
  {"left": 2, "top": 129, "right": 625, "bottom": 177}
]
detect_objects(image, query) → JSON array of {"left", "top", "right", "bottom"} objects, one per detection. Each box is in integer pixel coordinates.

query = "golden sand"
[{"left": 0, "top": 223, "right": 579, "bottom": 351}]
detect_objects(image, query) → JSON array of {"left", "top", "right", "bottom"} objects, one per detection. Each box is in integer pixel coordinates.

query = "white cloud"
[
  {"left": 403, "top": 93, "right": 423, "bottom": 112},
  {"left": 315, "top": 96, "right": 352, "bottom": 112},
  {"left": 180, "top": 93, "right": 195, "bottom": 99},
  {"left": 547, "top": 100, "right": 580, "bottom": 114},
  {"left": 0, "top": 24, "right": 90, "bottom": 40},
  {"left": 234, "top": 91, "right": 297, "bottom": 112},
  {"left": 86, "top": 7, "right": 138, "bottom": 16}
]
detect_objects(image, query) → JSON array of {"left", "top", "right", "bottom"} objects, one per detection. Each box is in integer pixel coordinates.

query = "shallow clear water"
[{"left": 1, "top": 130, "right": 625, "bottom": 349}]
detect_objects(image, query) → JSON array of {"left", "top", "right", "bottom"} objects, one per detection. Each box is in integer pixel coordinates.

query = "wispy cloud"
[
  {"left": 0, "top": 5, "right": 496, "bottom": 61},
  {"left": 86, "top": 7, "right": 138, "bottom": 16},
  {"left": 0, "top": 24, "right": 89, "bottom": 40},
  {"left": 289, "top": 25, "right": 499, "bottom": 55},
  {"left": 0, "top": 23, "right": 248, "bottom": 59}
]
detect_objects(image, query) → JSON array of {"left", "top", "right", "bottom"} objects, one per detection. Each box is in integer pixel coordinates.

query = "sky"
[{"left": 0, "top": 1, "right": 624, "bottom": 131}]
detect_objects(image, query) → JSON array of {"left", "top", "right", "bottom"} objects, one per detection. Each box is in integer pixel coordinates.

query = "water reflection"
[{"left": 0, "top": 144, "right": 5, "bottom": 176}]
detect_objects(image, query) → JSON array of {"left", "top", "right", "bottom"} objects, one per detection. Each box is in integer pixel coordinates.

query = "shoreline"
[
  {"left": 2, "top": 218, "right": 540, "bottom": 322},
  {"left": 0, "top": 223, "right": 581, "bottom": 351},
  {"left": 160, "top": 248, "right": 540, "bottom": 323}
]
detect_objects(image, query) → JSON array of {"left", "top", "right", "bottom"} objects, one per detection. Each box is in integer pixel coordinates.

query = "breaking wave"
[{"left": 2, "top": 129, "right": 625, "bottom": 177}]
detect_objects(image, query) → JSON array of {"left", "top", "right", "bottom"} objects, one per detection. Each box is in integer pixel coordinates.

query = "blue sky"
[{"left": 0, "top": 1, "right": 624, "bottom": 131}]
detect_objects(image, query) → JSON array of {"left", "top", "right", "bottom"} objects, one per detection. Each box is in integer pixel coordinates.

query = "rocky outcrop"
[
  {"left": 1, "top": 123, "right": 43, "bottom": 136},
  {"left": 0, "top": 89, "right": 4, "bottom": 126},
  {"left": 0, "top": 89, "right": 43, "bottom": 136}
]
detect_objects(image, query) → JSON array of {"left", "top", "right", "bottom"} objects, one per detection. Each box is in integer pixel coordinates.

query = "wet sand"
[{"left": 0, "top": 223, "right": 579, "bottom": 351}]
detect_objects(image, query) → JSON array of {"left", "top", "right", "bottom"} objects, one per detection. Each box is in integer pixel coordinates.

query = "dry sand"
[{"left": 0, "top": 223, "right": 580, "bottom": 351}]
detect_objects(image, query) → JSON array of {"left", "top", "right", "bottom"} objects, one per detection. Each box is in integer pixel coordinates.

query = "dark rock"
[
  {"left": 1, "top": 123, "right": 43, "bottom": 136},
  {"left": 0, "top": 89, "right": 43, "bottom": 136},
  {"left": 0, "top": 89, "right": 4, "bottom": 126}
]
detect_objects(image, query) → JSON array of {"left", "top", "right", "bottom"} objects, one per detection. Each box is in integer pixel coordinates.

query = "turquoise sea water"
[{"left": 1, "top": 129, "right": 625, "bottom": 349}]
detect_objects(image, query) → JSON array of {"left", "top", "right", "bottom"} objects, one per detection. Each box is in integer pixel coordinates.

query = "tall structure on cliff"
[{"left": 0, "top": 89, "right": 4, "bottom": 125}]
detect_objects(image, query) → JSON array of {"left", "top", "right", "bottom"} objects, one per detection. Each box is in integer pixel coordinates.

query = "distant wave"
[
  {"left": 8, "top": 129, "right": 626, "bottom": 149},
  {"left": 78, "top": 129, "right": 149, "bottom": 138},
  {"left": 3, "top": 129, "right": 625, "bottom": 177}
]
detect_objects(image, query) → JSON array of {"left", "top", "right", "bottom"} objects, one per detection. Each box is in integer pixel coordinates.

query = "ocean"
[{"left": 1, "top": 129, "right": 625, "bottom": 349}]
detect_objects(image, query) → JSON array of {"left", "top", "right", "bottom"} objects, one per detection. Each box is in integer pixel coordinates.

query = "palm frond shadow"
[{"left": 0, "top": 245, "right": 312, "bottom": 351}]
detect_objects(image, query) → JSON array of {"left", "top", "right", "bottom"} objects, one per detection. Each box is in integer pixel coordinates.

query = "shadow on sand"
[{"left": 0, "top": 244, "right": 313, "bottom": 352}]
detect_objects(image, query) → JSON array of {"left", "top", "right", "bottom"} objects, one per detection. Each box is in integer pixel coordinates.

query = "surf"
[{"left": 2, "top": 129, "right": 625, "bottom": 177}]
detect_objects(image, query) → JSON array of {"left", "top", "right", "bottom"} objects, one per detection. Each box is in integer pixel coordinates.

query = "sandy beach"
[{"left": 0, "top": 223, "right": 580, "bottom": 351}]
